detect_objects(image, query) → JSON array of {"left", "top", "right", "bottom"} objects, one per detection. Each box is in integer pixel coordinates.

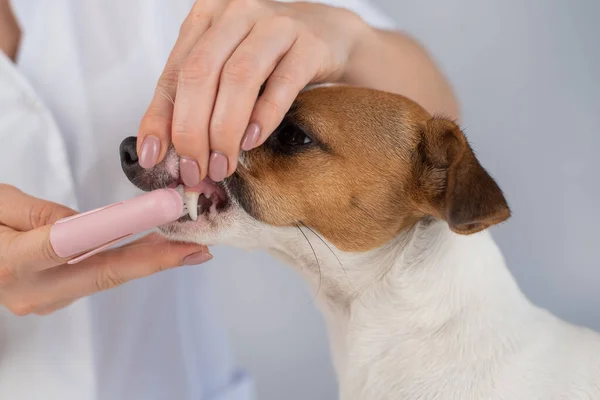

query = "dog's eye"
[
  {"left": 274, "top": 123, "right": 312, "bottom": 147},
  {"left": 267, "top": 122, "right": 314, "bottom": 155}
]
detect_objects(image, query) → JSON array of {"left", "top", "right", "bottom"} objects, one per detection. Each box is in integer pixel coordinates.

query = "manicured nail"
[
  {"left": 241, "top": 123, "right": 261, "bottom": 151},
  {"left": 183, "top": 251, "right": 213, "bottom": 266},
  {"left": 208, "top": 152, "right": 228, "bottom": 182},
  {"left": 139, "top": 136, "right": 160, "bottom": 169},
  {"left": 180, "top": 157, "right": 200, "bottom": 187}
]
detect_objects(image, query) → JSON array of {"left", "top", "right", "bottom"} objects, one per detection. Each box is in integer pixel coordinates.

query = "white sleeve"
[{"left": 0, "top": 50, "right": 78, "bottom": 208}]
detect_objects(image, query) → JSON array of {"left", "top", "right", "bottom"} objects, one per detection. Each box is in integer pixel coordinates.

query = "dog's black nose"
[
  {"left": 120, "top": 136, "right": 138, "bottom": 167},
  {"left": 120, "top": 136, "right": 146, "bottom": 188},
  {"left": 119, "top": 136, "right": 174, "bottom": 191}
]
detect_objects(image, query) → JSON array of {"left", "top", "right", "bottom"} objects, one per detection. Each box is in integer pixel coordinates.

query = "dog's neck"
[{"left": 280, "top": 220, "right": 538, "bottom": 399}]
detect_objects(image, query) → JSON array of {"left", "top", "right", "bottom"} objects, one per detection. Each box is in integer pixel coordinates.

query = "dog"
[{"left": 120, "top": 85, "right": 600, "bottom": 399}]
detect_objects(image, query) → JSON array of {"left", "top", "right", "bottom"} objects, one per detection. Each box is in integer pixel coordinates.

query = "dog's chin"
[{"left": 157, "top": 208, "right": 233, "bottom": 246}]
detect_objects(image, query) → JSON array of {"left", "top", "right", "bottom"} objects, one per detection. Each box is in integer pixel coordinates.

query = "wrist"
[
  {"left": 341, "top": 17, "right": 386, "bottom": 85},
  {"left": 339, "top": 9, "right": 377, "bottom": 81}
]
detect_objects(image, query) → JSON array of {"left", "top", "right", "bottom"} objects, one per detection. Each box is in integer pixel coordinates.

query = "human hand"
[
  {"left": 0, "top": 184, "right": 211, "bottom": 316},
  {"left": 136, "top": 0, "right": 367, "bottom": 185}
]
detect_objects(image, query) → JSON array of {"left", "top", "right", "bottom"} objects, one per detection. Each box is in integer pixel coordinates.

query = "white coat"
[{"left": 0, "top": 0, "right": 393, "bottom": 399}]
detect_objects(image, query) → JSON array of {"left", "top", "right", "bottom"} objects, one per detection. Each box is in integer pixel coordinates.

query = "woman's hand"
[
  {"left": 0, "top": 184, "right": 211, "bottom": 316},
  {"left": 136, "top": 0, "right": 367, "bottom": 185}
]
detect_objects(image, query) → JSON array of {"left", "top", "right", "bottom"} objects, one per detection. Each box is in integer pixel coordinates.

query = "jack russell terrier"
[{"left": 120, "top": 85, "right": 600, "bottom": 399}]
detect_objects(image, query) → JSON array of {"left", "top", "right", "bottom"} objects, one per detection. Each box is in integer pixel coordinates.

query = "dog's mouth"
[{"left": 168, "top": 178, "right": 230, "bottom": 222}]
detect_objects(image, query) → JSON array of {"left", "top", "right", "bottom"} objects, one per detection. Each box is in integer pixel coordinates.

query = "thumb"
[
  {"left": 0, "top": 185, "right": 77, "bottom": 272},
  {"left": 7, "top": 225, "right": 71, "bottom": 273}
]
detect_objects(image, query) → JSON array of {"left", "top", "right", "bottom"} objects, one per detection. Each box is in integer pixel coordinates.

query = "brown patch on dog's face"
[{"left": 226, "top": 86, "right": 510, "bottom": 252}]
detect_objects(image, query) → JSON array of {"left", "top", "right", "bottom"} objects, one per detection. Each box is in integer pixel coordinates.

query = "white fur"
[
  {"left": 163, "top": 193, "right": 600, "bottom": 400},
  {"left": 149, "top": 82, "right": 600, "bottom": 398}
]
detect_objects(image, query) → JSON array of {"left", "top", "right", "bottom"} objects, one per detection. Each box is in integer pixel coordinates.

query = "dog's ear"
[{"left": 416, "top": 118, "right": 510, "bottom": 234}]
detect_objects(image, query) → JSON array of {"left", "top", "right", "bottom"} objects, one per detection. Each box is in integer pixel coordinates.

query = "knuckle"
[
  {"left": 180, "top": 10, "right": 210, "bottom": 36},
  {"left": 95, "top": 265, "right": 126, "bottom": 292},
  {"left": 171, "top": 119, "right": 196, "bottom": 140},
  {"left": 222, "top": 55, "right": 259, "bottom": 85},
  {"left": 29, "top": 202, "right": 53, "bottom": 228},
  {"left": 28, "top": 201, "right": 72, "bottom": 228},
  {"left": 178, "top": 19, "right": 192, "bottom": 37},
  {"left": 179, "top": 52, "right": 214, "bottom": 85},
  {"left": 171, "top": 129, "right": 192, "bottom": 142},
  {"left": 257, "top": 95, "right": 284, "bottom": 118},
  {"left": 158, "top": 65, "right": 181, "bottom": 91},
  {"left": 268, "top": 71, "right": 296, "bottom": 88}
]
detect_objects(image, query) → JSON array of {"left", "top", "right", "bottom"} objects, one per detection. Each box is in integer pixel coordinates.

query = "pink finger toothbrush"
[{"left": 49, "top": 188, "right": 188, "bottom": 264}]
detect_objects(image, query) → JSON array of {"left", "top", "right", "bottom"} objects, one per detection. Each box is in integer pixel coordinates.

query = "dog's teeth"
[{"left": 184, "top": 191, "right": 200, "bottom": 221}]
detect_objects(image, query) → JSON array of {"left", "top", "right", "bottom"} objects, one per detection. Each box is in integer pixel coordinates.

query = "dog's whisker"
[
  {"left": 297, "top": 221, "right": 368, "bottom": 303},
  {"left": 295, "top": 223, "right": 322, "bottom": 303}
]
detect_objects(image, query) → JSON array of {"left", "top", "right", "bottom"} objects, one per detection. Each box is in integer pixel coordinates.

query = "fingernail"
[
  {"left": 180, "top": 157, "right": 200, "bottom": 187},
  {"left": 241, "top": 123, "right": 261, "bottom": 151},
  {"left": 208, "top": 152, "right": 228, "bottom": 182},
  {"left": 139, "top": 136, "right": 160, "bottom": 169},
  {"left": 183, "top": 251, "right": 213, "bottom": 266}
]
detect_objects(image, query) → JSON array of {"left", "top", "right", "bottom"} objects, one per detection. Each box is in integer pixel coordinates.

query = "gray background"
[{"left": 206, "top": 1, "right": 600, "bottom": 399}]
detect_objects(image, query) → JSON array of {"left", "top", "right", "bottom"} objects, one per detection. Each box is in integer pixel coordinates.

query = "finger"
[
  {"left": 0, "top": 184, "right": 76, "bottom": 231},
  {"left": 245, "top": 35, "right": 322, "bottom": 150},
  {"left": 172, "top": 6, "right": 261, "bottom": 187},
  {"left": 0, "top": 186, "right": 76, "bottom": 275},
  {"left": 5, "top": 225, "right": 70, "bottom": 274},
  {"left": 208, "top": 16, "right": 298, "bottom": 181},
  {"left": 136, "top": 2, "right": 216, "bottom": 169},
  {"left": 6, "top": 234, "right": 211, "bottom": 316}
]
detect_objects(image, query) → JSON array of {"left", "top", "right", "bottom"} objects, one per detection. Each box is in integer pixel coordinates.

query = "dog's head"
[{"left": 120, "top": 86, "right": 509, "bottom": 268}]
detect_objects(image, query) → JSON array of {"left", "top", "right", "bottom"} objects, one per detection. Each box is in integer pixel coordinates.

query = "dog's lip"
[
  {"left": 169, "top": 177, "right": 231, "bottom": 223},
  {"left": 167, "top": 177, "right": 226, "bottom": 197}
]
